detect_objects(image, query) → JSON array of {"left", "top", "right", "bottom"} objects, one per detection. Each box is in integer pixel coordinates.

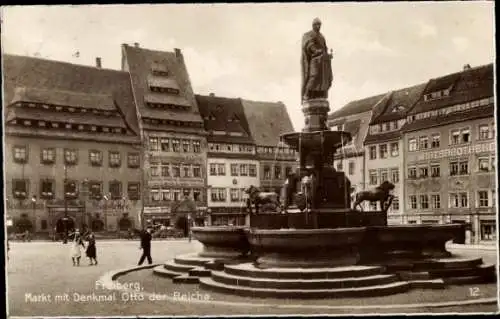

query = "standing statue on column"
[{"left": 301, "top": 18, "right": 333, "bottom": 103}]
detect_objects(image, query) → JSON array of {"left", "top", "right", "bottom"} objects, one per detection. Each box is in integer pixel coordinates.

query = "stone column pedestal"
[{"left": 302, "top": 98, "right": 330, "bottom": 132}]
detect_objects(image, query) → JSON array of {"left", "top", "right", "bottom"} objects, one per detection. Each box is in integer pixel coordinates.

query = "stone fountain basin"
[
  {"left": 280, "top": 130, "right": 352, "bottom": 151},
  {"left": 192, "top": 226, "right": 250, "bottom": 259}
]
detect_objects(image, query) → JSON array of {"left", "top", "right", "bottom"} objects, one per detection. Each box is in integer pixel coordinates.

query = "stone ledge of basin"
[{"left": 245, "top": 227, "right": 367, "bottom": 235}]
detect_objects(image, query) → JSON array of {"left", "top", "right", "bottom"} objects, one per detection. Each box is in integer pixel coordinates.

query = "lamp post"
[
  {"left": 103, "top": 193, "right": 109, "bottom": 232},
  {"left": 31, "top": 196, "right": 36, "bottom": 237},
  {"left": 187, "top": 213, "right": 192, "bottom": 242},
  {"left": 63, "top": 165, "right": 69, "bottom": 244}
]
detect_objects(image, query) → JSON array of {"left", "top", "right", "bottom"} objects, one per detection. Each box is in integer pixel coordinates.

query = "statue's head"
[{"left": 312, "top": 18, "right": 322, "bottom": 32}]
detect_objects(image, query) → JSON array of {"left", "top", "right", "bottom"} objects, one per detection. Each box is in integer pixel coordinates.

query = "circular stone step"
[
  {"left": 152, "top": 265, "right": 182, "bottom": 278},
  {"left": 163, "top": 261, "right": 196, "bottom": 273},
  {"left": 428, "top": 264, "right": 495, "bottom": 278},
  {"left": 210, "top": 271, "right": 398, "bottom": 289},
  {"left": 174, "top": 254, "right": 214, "bottom": 267},
  {"left": 413, "top": 257, "right": 483, "bottom": 270},
  {"left": 199, "top": 277, "right": 410, "bottom": 299},
  {"left": 224, "top": 263, "right": 385, "bottom": 280}
]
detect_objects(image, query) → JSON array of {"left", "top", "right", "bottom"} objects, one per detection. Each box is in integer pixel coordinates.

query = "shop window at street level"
[
  {"left": 480, "top": 223, "right": 496, "bottom": 241},
  {"left": 12, "top": 179, "right": 28, "bottom": 199},
  {"left": 89, "top": 150, "right": 103, "bottom": 166},
  {"left": 41, "top": 148, "right": 55, "bottom": 165},
  {"left": 13, "top": 145, "right": 28, "bottom": 163}
]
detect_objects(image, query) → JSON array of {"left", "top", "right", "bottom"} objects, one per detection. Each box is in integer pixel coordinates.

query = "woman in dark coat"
[{"left": 85, "top": 232, "right": 97, "bottom": 265}]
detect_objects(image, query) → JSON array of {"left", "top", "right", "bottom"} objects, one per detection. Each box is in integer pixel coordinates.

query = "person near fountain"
[
  {"left": 301, "top": 17, "right": 333, "bottom": 102},
  {"left": 138, "top": 227, "right": 153, "bottom": 265},
  {"left": 85, "top": 232, "right": 98, "bottom": 266},
  {"left": 69, "top": 229, "right": 85, "bottom": 266}
]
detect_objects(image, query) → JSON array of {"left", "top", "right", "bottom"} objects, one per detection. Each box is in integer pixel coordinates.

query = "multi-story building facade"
[
  {"left": 363, "top": 84, "right": 426, "bottom": 223},
  {"left": 241, "top": 100, "right": 298, "bottom": 195},
  {"left": 122, "top": 44, "right": 208, "bottom": 229},
  {"left": 402, "top": 64, "right": 495, "bottom": 243},
  {"left": 197, "top": 94, "right": 258, "bottom": 226},
  {"left": 4, "top": 55, "right": 143, "bottom": 235},
  {"left": 328, "top": 94, "right": 383, "bottom": 202}
]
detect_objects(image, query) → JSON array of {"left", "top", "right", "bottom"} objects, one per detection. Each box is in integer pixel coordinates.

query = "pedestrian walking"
[
  {"left": 69, "top": 229, "right": 85, "bottom": 266},
  {"left": 138, "top": 227, "right": 153, "bottom": 265},
  {"left": 85, "top": 232, "right": 98, "bottom": 266}
]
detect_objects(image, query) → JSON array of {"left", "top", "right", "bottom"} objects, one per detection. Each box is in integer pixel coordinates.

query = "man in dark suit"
[{"left": 138, "top": 227, "right": 153, "bottom": 265}]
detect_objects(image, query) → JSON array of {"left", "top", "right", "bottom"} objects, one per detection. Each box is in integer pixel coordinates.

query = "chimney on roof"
[
  {"left": 134, "top": 42, "right": 140, "bottom": 48},
  {"left": 463, "top": 64, "right": 471, "bottom": 70},
  {"left": 95, "top": 57, "right": 102, "bottom": 68},
  {"left": 174, "top": 48, "right": 182, "bottom": 58},
  {"left": 209, "top": 93, "right": 215, "bottom": 97}
]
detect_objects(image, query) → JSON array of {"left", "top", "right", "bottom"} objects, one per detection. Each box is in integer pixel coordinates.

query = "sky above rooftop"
[{"left": 1, "top": 3, "right": 495, "bottom": 131}]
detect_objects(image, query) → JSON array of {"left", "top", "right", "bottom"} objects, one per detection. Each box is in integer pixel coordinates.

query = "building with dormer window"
[{"left": 402, "top": 63, "right": 495, "bottom": 243}]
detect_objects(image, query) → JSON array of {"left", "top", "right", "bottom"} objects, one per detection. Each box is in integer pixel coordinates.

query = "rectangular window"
[
  {"left": 173, "top": 189, "right": 181, "bottom": 201},
  {"left": 274, "top": 165, "right": 282, "bottom": 179},
  {"left": 390, "top": 142, "right": 399, "bottom": 157},
  {"left": 109, "top": 181, "right": 122, "bottom": 199},
  {"left": 431, "top": 134, "right": 440, "bottom": 148},
  {"left": 348, "top": 162, "right": 355, "bottom": 175},
  {"left": 419, "top": 166, "right": 428, "bottom": 178},
  {"left": 449, "top": 162, "right": 459, "bottom": 176},
  {"left": 450, "top": 130, "right": 460, "bottom": 145},
  {"left": 12, "top": 179, "right": 28, "bottom": 199},
  {"left": 461, "top": 128, "right": 470, "bottom": 143},
  {"left": 230, "top": 188, "right": 240, "bottom": 202},
  {"left": 161, "top": 164, "right": 170, "bottom": 177},
  {"left": 182, "top": 165, "right": 191, "bottom": 178},
  {"left": 369, "top": 146, "right": 377, "bottom": 159},
  {"left": 193, "top": 165, "right": 201, "bottom": 178},
  {"left": 89, "top": 181, "right": 102, "bottom": 200},
  {"left": 408, "top": 167, "right": 417, "bottom": 179},
  {"left": 460, "top": 192, "right": 468, "bottom": 207},
  {"left": 41, "top": 148, "right": 55, "bottom": 164},
  {"left": 217, "top": 164, "right": 226, "bottom": 176},
  {"left": 409, "top": 195, "right": 417, "bottom": 209},
  {"left": 160, "top": 138, "right": 170, "bottom": 152},
  {"left": 127, "top": 153, "right": 140, "bottom": 168},
  {"left": 149, "top": 136, "right": 159, "bottom": 151},
  {"left": 127, "top": 183, "right": 140, "bottom": 200},
  {"left": 40, "top": 179, "right": 55, "bottom": 199},
  {"left": 150, "top": 165, "right": 159, "bottom": 177},
  {"left": 231, "top": 164, "right": 238, "bottom": 176},
  {"left": 369, "top": 170, "right": 378, "bottom": 185},
  {"left": 478, "top": 125, "right": 490, "bottom": 140},
  {"left": 478, "top": 158, "right": 490, "bottom": 172},
  {"left": 161, "top": 189, "right": 171, "bottom": 201},
  {"left": 391, "top": 169, "right": 399, "bottom": 183},
  {"left": 460, "top": 161, "right": 469, "bottom": 175},
  {"left": 64, "top": 180, "right": 77, "bottom": 198},
  {"left": 419, "top": 195, "right": 429, "bottom": 209},
  {"left": 431, "top": 164, "right": 440, "bottom": 177},
  {"left": 392, "top": 197, "right": 399, "bottom": 211},
  {"left": 192, "top": 140, "right": 201, "bottom": 153},
  {"left": 172, "top": 164, "right": 180, "bottom": 177},
  {"left": 240, "top": 164, "right": 248, "bottom": 176},
  {"left": 408, "top": 138, "right": 417, "bottom": 152},
  {"left": 218, "top": 188, "right": 226, "bottom": 201},
  {"left": 249, "top": 164, "right": 257, "bottom": 177},
  {"left": 89, "top": 150, "right": 103, "bottom": 166},
  {"left": 172, "top": 139, "right": 180, "bottom": 152},
  {"left": 151, "top": 189, "right": 160, "bottom": 202},
  {"left": 109, "top": 151, "right": 121, "bottom": 168},
  {"left": 431, "top": 194, "right": 441, "bottom": 209},
  {"left": 379, "top": 144, "right": 388, "bottom": 159},
  {"left": 13, "top": 145, "right": 28, "bottom": 163},
  {"left": 211, "top": 189, "right": 218, "bottom": 202},
  {"left": 182, "top": 140, "right": 190, "bottom": 152},
  {"left": 64, "top": 149, "right": 78, "bottom": 165},
  {"left": 264, "top": 166, "right": 271, "bottom": 179},
  {"left": 380, "top": 169, "right": 388, "bottom": 183},
  {"left": 478, "top": 191, "right": 489, "bottom": 207},
  {"left": 193, "top": 189, "right": 201, "bottom": 202},
  {"left": 336, "top": 161, "right": 343, "bottom": 171},
  {"left": 419, "top": 136, "right": 428, "bottom": 150},
  {"left": 491, "top": 156, "right": 496, "bottom": 171},
  {"left": 210, "top": 163, "right": 217, "bottom": 176}
]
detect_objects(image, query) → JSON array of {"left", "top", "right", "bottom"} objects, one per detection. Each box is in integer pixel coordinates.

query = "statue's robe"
[{"left": 301, "top": 30, "right": 333, "bottom": 101}]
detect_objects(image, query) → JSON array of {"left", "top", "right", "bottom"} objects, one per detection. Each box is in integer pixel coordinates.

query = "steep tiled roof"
[
  {"left": 328, "top": 93, "right": 386, "bottom": 119},
  {"left": 2, "top": 54, "right": 140, "bottom": 135},
  {"left": 364, "top": 131, "right": 401, "bottom": 145},
  {"left": 241, "top": 99, "right": 294, "bottom": 147},
  {"left": 122, "top": 45, "right": 204, "bottom": 127},
  {"left": 196, "top": 94, "right": 254, "bottom": 144},
  {"left": 402, "top": 104, "right": 494, "bottom": 133},
  {"left": 408, "top": 64, "right": 493, "bottom": 115},
  {"left": 370, "top": 83, "right": 426, "bottom": 124}
]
